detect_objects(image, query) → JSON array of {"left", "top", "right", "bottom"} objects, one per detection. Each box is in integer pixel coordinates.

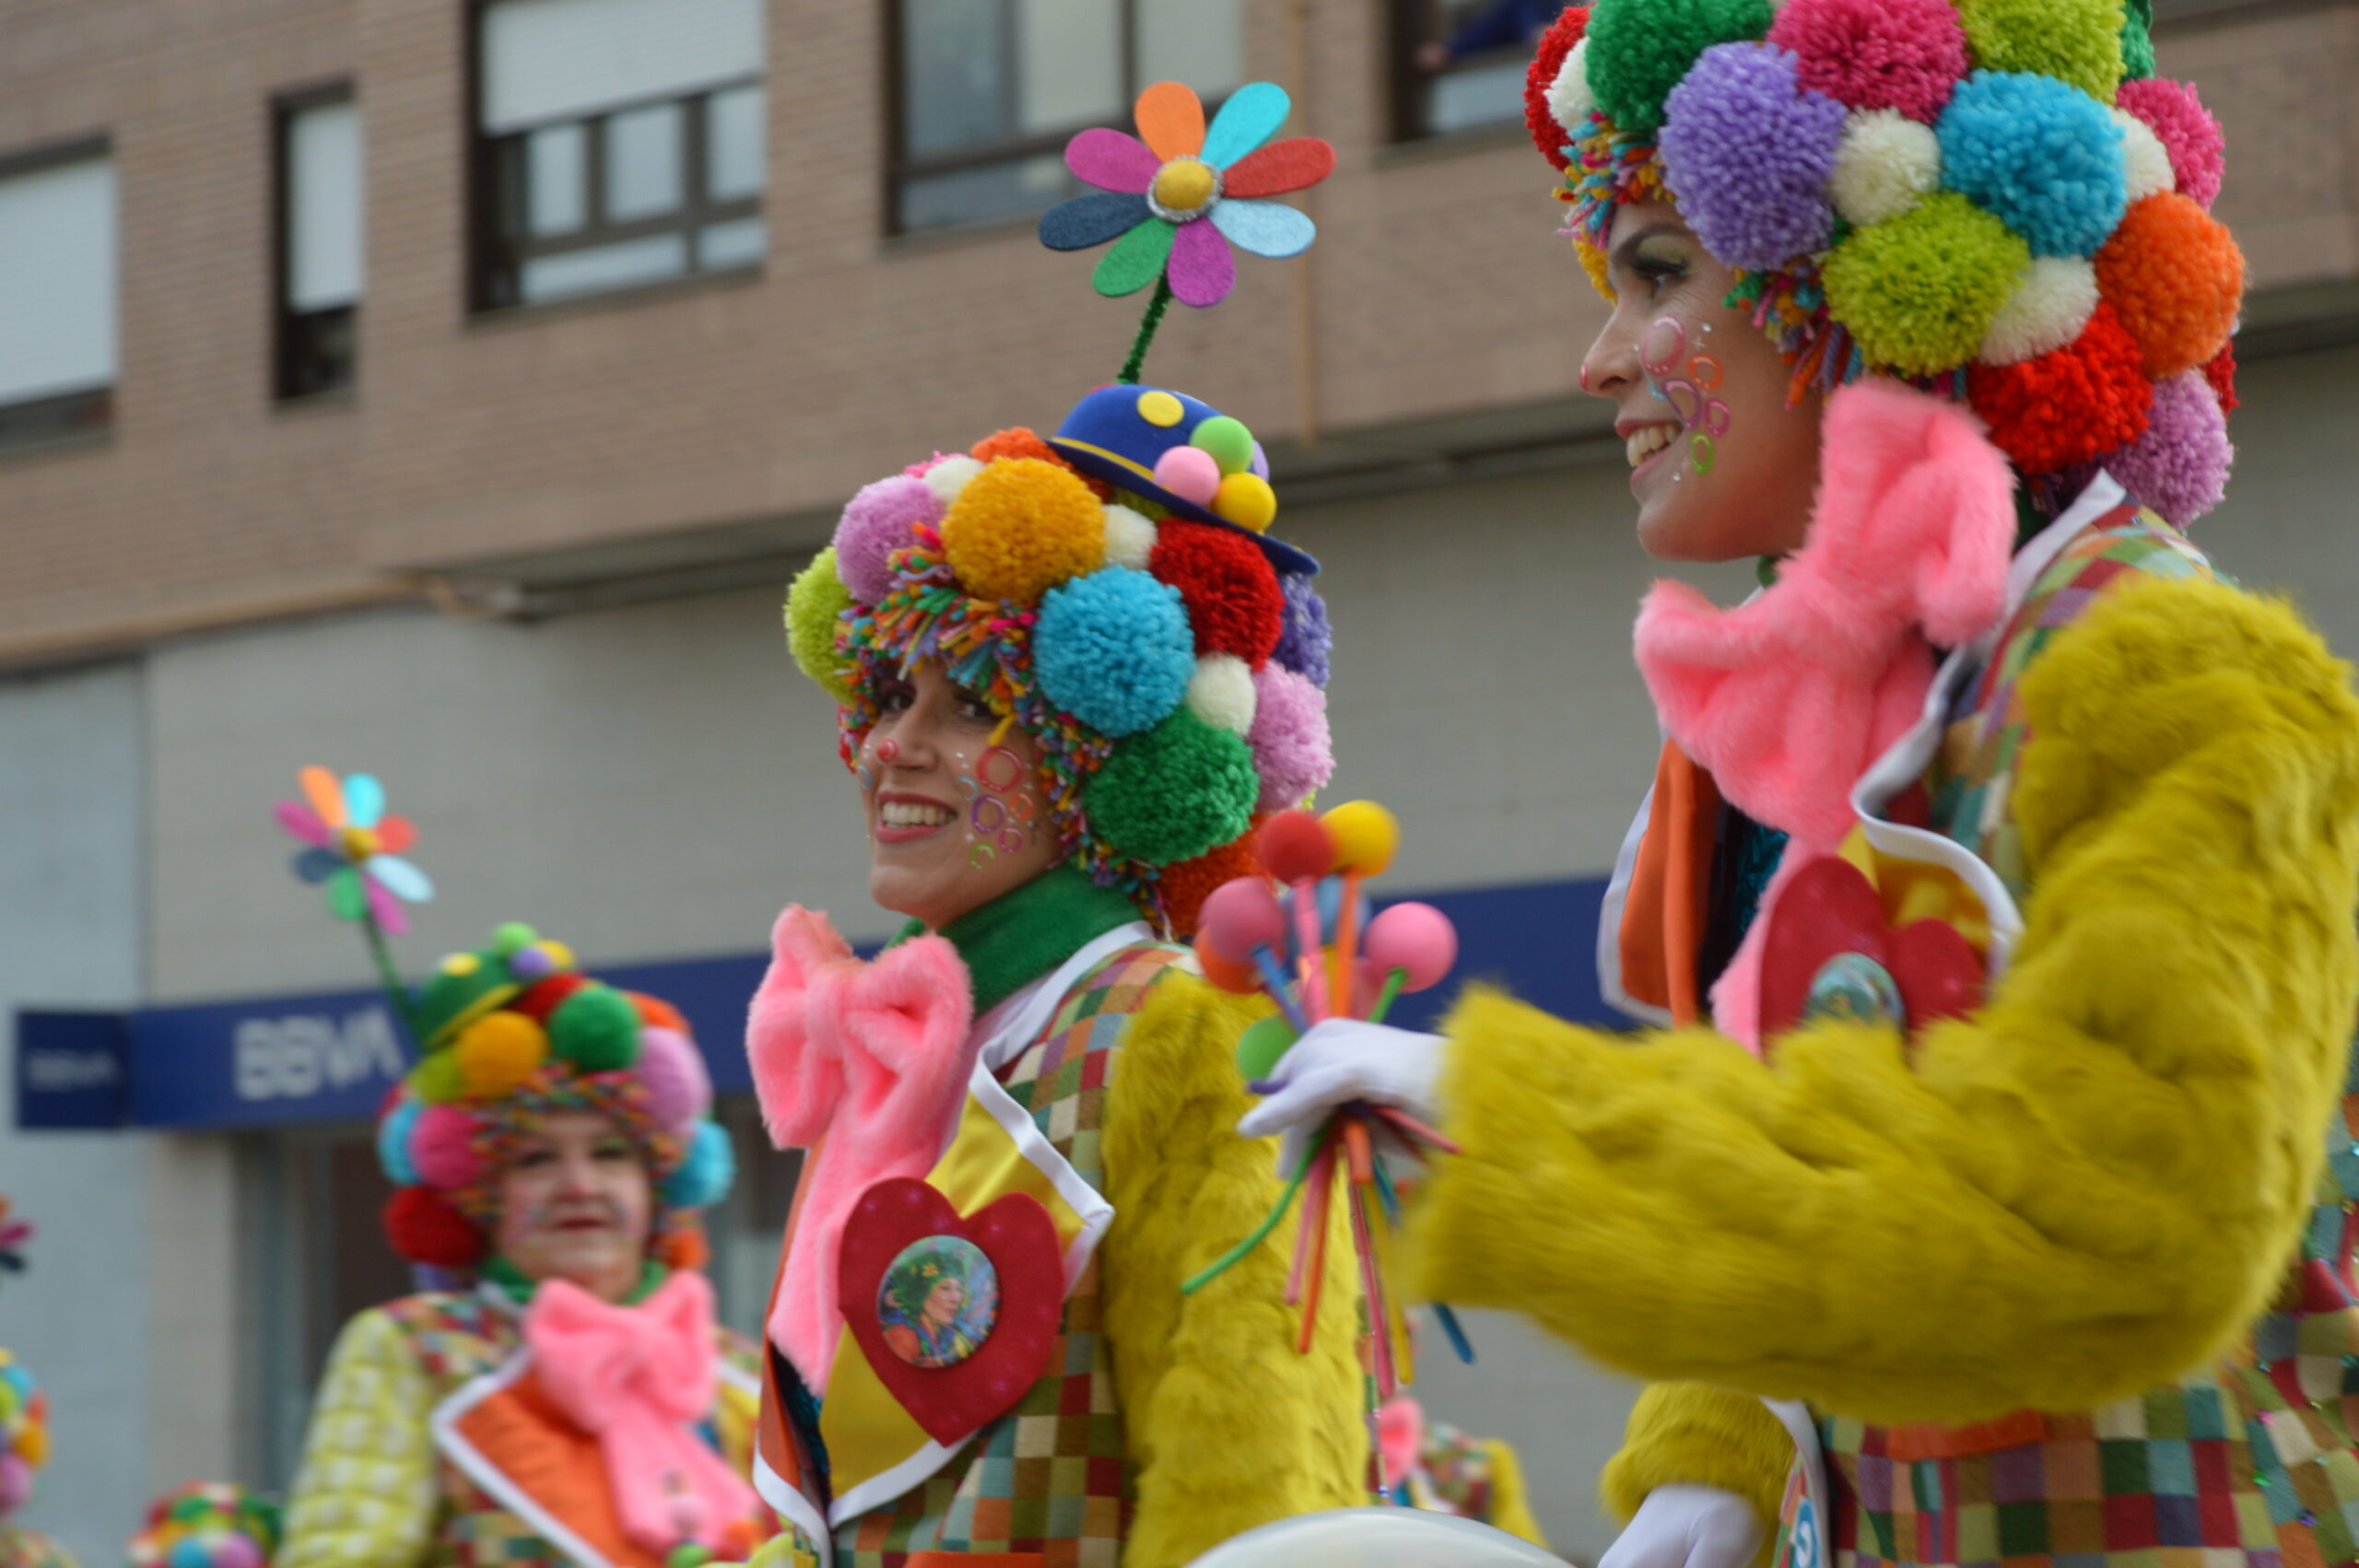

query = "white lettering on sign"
[
  {"left": 23, "top": 1050, "right": 121, "bottom": 1092},
  {"left": 233, "top": 1009, "right": 405, "bottom": 1101}
]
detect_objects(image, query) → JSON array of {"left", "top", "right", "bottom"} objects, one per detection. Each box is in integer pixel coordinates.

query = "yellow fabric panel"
[
  {"left": 1406, "top": 578, "right": 2359, "bottom": 1426},
  {"left": 1100, "top": 973, "right": 1369, "bottom": 1568},
  {"left": 927, "top": 1086, "right": 1086, "bottom": 1235},
  {"left": 278, "top": 1308, "right": 440, "bottom": 1568}
]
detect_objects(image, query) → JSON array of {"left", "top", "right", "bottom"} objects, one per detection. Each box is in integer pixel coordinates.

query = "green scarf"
[
  {"left": 889, "top": 863, "right": 1143, "bottom": 1016},
  {"left": 483, "top": 1255, "right": 666, "bottom": 1307}
]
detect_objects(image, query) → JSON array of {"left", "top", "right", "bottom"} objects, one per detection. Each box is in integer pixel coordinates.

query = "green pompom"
[
  {"left": 1825, "top": 193, "right": 2029, "bottom": 376},
  {"left": 1086, "top": 710, "right": 1258, "bottom": 867},
  {"left": 1189, "top": 415, "right": 1256, "bottom": 477},
  {"left": 2118, "top": 0, "right": 2155, "bottom": 80},
  {"left": 1586, "top": 0, "right": 1774, "bottom": 134},
  {"left": 784, "top": 548, "right": 856, "bottom": 705},
  {"left": 548, "top": 985, "right": 642, "bottom": 1073},
  {"left": 1956, "top": 0, "right": 2125, "bottom": 102}
]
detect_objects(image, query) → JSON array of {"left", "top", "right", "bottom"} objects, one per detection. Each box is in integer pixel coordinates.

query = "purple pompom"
[
  {"left": 635, "top": 1026, "right": 712, "bottom": 1132},
  {"left": 1660, "top": 43, "right": 1847, "bottom": 273},
  {"left": 2106, "top": 370, "right": 2231, "bottom": 528},
  {"left": 1273, "top": 574, "right": 1332, "bottom": 688},
  {"left": 834, "top": 475, "right": 944, "bottom": 603},
  {"left": 1247, "top": 664, "right": 1333, "bottom": 813}
]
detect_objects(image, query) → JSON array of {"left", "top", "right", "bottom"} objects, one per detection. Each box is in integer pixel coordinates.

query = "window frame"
[
  {"left": 0, "top": 134, "right": 117, "bottom": 456},
  {"left": 1386, "top": 0, "right": 1542, "bottom": 146},
  {"left": 271, "top": 81, "right": 361, "bottom": 403}
]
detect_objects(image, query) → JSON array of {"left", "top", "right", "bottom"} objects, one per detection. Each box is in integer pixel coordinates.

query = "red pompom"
[
  {"left": 2201, "top": 343, "right": 2238, "bottom": 415},
  {"left": 383, "top": 1186, "right": 487, "bottom": 1269},
  {"left": 1967, "top": 303, "right": 2154, "bottom": 476},
  {"left": 509, "top": 973, "right": 590, "bottom": 1023},
  {"left": 2095, "top": 193, "right": 2244, "bottom": 380},
  {"left": 1155, "top": 822, "right": 1269, "bottom": 939},
  {"left": 1149, "top": 522, "right": 1284, "bottom": 667},
  {"left": 1524, "top": 6, "right": 1591, "bottom": 171}
]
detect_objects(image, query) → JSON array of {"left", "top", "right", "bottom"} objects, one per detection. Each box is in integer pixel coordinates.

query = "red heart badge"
[
  {"left": 836, "top": 1177, "right": 1063, "bottom": 1446},
  {"left": 1758, "top": 854, "right": 1985, "bottom": 1043}
]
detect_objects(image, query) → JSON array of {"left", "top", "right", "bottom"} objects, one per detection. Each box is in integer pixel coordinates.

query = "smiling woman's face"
[
  {"left": 859, "top": 661, "right": 1062, "bottom": 930},
  {"left": 1579, "top": 200, "right": 1826, "bottom": 563},
  {"left": 493, "top": 1108, "right": 651, "bottom": 1303}
]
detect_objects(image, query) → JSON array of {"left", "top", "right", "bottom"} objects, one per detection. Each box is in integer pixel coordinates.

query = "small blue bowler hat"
[{"left": 1049, "top": 385, "right": 1318, "bottom": 577}]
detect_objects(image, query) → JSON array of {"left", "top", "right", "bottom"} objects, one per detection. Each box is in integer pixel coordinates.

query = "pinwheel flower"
[
  {"left": 1041, "top": 80, "right": 1336, "bottom": 308},
  {"left": 276, "top": 766, "right": 434, "bottom": 933}
]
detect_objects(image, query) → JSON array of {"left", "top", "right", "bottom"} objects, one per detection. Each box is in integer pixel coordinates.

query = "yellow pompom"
[
  {"left": 456, "top": 1012, "right": 548, "bottom": 1099},
  {"left": 1212, "top": 473, "right": 1278, "bottom": 533},
  {"left": 533, "top": 939, "right": 576, "bottom": 972},
  {"left": 16, "top": 1422, "right": 47, "bottom": 1467},
  {"left": 1321, "top": 800, "right": 1401, "bottom": 875},
  {"left": 409, "top": 1051, "right": 469, "bottom": 1104},
  {"left": 939, "top": 458, "right": 1106, "bottom": 603}
]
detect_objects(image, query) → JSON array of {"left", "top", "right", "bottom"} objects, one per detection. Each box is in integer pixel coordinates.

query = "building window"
[
  {"left": 473, "top": 0, "right": 767, "bottom": 310},
  {"left": 0, "top": 143, "right": 116, "bottom": 454},
  {"left": 276, "top": 88, "right": 363, "bottom": 400},
  {"left": 1391, "top": 0, "right": 1555, "bottom": 142},
  {"left": 889, "top": 0, "right": 1243, "bottom": 236}
]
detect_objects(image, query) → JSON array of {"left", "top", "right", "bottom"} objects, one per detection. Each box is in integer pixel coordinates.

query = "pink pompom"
[
  {"left": 1154, "top": 446, "right": 1224, "bottom": 507},
  {"left": 833, "top": 475, "right": 945, "bottom": 603},
  {"left": 1246, "top": 664, "right": 1333, "bottom": 813},
  {"left": 635, "top": 1026, "right": 712, "bottom": 1132},
  {"left": 1766, "top": 0, "right": 1966, "bottom": 123},
  {"left": 2106, "top": 369, "right": 2232, "bottom": 527},
  {"left": 411, "top": 1105, "right": 487, "bottom": 1190},
  {"left": 212, "top": 1537, "right": 263, "bottom": 1568},
  {"left": 1200, "top": 877, "right": 1287, "bottom": 963},
  {"left": 1363, "top": 902, "right": 1459, "bottom": 993},
  {"left": 2115, "top": 78, "right": 2224, "bottom": 210},
  {"left": 0, "top": 1456, "right": 30, "bottom": 1514}
]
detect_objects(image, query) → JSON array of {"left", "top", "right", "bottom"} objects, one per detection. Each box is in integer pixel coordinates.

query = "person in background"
[{"left": 1416, "top": 0, "right": 1566, "bottom": 73}]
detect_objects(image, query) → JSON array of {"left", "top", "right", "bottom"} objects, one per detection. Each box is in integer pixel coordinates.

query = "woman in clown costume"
[
  {"left": 751, "top": 79, "right": 1368, "bottom": 1567},
  {"left": 1244, "top": 2, "right": 2359, "bottom": 1567},
  {"left": 277, "top": 922, "right": 769, "bottom": 1568}
]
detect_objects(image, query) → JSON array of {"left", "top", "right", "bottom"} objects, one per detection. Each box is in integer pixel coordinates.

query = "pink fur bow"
[
  {"left": 1633, "top": 378, "right": 2016, "bottom": 853},
  {"left": 746, "top": 907, "right": 976, "bottom": 1392},
  {"left": 524, "top": 1271, "right": 759, "bottom": 1554}
]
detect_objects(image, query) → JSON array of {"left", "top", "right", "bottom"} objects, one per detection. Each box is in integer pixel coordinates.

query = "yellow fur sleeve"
[
  {"left": 1407, "top": 578, "right": 2359, "bottom": 1425},
  {"left": 1602, "top": 1383, "right": 1792, "bottom": 1550},
  {"left": 1101, "top": 971, "right": 1367, "bottom": 1568}
]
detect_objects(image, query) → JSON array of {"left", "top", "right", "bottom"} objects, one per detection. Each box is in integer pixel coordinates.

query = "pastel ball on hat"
[
  {"left": 1190, "top": 415, "right": 1257, "bottom": 476},
  {"left": 834, "top": 475, "right": 944, "bottom": 603},
  {"left": 1936, "top": 72, "right": 2126, "bottom": 258},
  {"left": 1765, "top": 0, "right": 1966, "bottom": 122},
  {"left": 548, "top": 985, "right": 643, "bottom": 1073},
  {"left": 1213, "top": 473, "right": 1278, "bottom": 533},
  {"left": 1246, "top": 664, "right": 1335, "bottom": 813},
  {"left": 1825, "top": 191, "right": 2028, "bottom": 374},
  {"left": 1035, "top": 568, "right": 1195, "bottom": 736},
  {"left": 636, "top": 1025, "right": 714, "bottom": 1132},
  {"left": 1086, "top": 710, "right": 1261, "bottom": 867},
  {"left": 454, "top": 1011, "right": 549, "bottom": 1098},
  {"left": 1154, "top": 445, "right": 1225, "bottom": 508},
  {"left": 662, "top": 1121, "right": 735, "bottom": 1209},
  {"left": 1660, "top": 42, "right": 1846, "bottom": 273},
  {"left": 940, "top": 457, "right": 1107, "bottom": 603},
  {"left": 411, "top": 1104, "right": 487, "bottom": 1189}
]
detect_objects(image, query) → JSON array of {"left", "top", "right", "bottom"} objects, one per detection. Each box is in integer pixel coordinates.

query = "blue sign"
[{"left": 15, "top": 1012, "right": 130, "bottom": 1129}]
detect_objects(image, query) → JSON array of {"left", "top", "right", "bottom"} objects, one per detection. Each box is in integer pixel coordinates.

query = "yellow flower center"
[
  {"left": 340, "top": 825, "right": 379, "bottom": 860},
  {"left": 1152, "top": 158, "right": 1216, "bottom": 215}
]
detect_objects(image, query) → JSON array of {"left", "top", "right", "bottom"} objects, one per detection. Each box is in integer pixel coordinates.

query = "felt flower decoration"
[
  {"left": 0, "top": 1200, "right": 30, "bottom": 1280},
  {"left": 1040, "top": 80, "right": 1336, "bottom": 308},
  {"left": 276, "top": 766, "right": 434, "bottom": 933}
]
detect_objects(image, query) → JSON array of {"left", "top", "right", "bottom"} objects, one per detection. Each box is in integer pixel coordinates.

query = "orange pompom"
[
  {"left": 968, "top": 427, "right": 1111, "bottom": 498},
  {"left": 627, "top": 991, "right": 687, "bottom": 1033},
  {"left": 940, "top": 457, "right": 1108, "bottom": 603},
  {"left": 1157, "top": 825, "right": 1269, "bottom": 940},
  {"left": 656, "top": 1223, "right": 710, "bottom": 1272},
  {"left": 2095, "top": 193, "right": 2243, "bottom": 380},
  {"left": 1968, "top": 302, "right": 2152, "bottom": 475}
]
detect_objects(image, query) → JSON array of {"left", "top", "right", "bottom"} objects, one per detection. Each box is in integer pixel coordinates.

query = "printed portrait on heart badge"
[{"left": 836, "top": 1177, "right": 1064, "bottom": 1445}]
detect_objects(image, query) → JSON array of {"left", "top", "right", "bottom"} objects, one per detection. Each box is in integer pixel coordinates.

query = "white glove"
[
  {"left": 1234, "top": 1016, "right": 1444, "bottom": 1177},
  {"left": 1600, "top": 1487, "right": 1766, "bottom": 1568}
]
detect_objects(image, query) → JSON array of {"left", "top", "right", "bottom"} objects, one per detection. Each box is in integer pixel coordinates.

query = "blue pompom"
[
  {"left": 376, "top": 1100, "right": 422, "bottom": 1188},
  {"left": 1937, "top": 71, "right": 2125, "bottom": 257},
  {"left": 169, "top": 1539, "right": 214, "bottom": 1568},
  {"left": 1035, "top": 568, "right": 1195, "bottom": 736},
  {"left": 662, "top": 1121, "right": 734, "bottom": 1209}
]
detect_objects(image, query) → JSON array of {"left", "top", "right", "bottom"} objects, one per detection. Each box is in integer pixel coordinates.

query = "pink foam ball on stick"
[
  {"left": 1199, "top": 876, "right": 1287, "bottom": 964},
  {"left": 1153, "top": 445, "right": 1224, "bottom": 507},
  {"left": 1255, "top": 810, "right": 1335, "bottom": 884},
  {"left": 1363, "top": 902, "right": 1458, "bottom": 993}
]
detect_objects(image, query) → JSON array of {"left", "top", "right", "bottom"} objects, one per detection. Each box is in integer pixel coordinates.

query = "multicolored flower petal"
[
  {"left": 1211, "top": 199, "right": 1317, "bottom": 259},
  {"left": 1168, "top": 219, "right": 1238, "bottom": 306},
  {"left": 276, "top": 800, "right": 333, "bottom": 847},
  {"left": 1135, "top": 81, "right": 1206, "bottom": 160},
  {"left": 1202, "top": 82, "right": 1292, "bottom": 167},
  {"left": 1096, "top": 218, "right": 1178, "bottom": 296},
  {"left": 1224, "top": 138, "right": 1337, "bottom": 197},
  {"left": 366, "top": 854, "right": 434, "bottom": 903},
  {"left": 1065, "top": 128, "right": 1161, "bottom": 193},
  {"left": 1042, "top": 192, "right": 1153, "bottom": 252},
  {"left": 342, "top": 773, "right": 386, "bottom": 829},
  {"left": 299, "top": 765, "right": 346, "bottom": 829}
]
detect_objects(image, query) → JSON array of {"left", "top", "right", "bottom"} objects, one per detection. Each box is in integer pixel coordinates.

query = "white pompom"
[
  {"left": 1828, "top": 111, "right": 1942, "bottom": 228},
  {"left": 1548, "top": 40, "right": 1596, "bottom": 140},
  {"left": 2112, "top": 109, "right": 2175, "bottom": 203},
  {"left": 1101, "top": 504, "right": 1158, "bottom": 571},
  {"left": 921, "top": 454, "right": 985, "bottom": 505},
  {"left": 1979, "top": 256, "right": 2099, "bottom": 367},
  {"left": 1185, "top": 653, "right": 1257, "bottom": 735}
]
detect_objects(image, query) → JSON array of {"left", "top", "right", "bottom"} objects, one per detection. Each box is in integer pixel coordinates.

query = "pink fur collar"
[
  {"left": 1633, "top": 378, "right": 2016, "bottom": 854},
  {"left": 745, "top": 907, "right": 976, "bottom": 1392}
]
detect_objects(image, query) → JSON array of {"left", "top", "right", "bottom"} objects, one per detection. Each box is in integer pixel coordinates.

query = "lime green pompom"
[
  {"left": 1825, "top": 193, "right": 2029, "bottom": 376},
  {"left": 784, "top": 548, "right": 856, "bottom": 704},
  {"left": 1586, "top": 0, "right": 1774, "bottom": 134},
  {"left": 410, "top": 1050, "right": 468, "bottom": 1104},
  {"left": 1086, "top": 711, "right": 1258, "bottom": 867},
  {"left": 1957, "top": 0, "right": 2125, "bottom": 102},
  {"left": 548, "top": 985, "right": 642, "bottom": 1073},
  {"left": 1189, "top": 415, "right": 1256, "bottom": 477},
  {"left": 2118, "top": 0, "right": 2155, "bottom": 80}
]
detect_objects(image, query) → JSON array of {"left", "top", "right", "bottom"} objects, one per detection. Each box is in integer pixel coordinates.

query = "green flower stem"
[
  {"left": 1119, "top": 273, "right": 1176, "bottom": 385},
  {"left": 360, "top": 910, "right": 424, "bottom": 1046}
]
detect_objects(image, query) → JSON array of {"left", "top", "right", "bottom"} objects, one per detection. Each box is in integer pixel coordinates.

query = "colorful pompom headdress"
[
  {"left": 269, "top": 771, "right": 734, "bottom": 1276},
  {"left": 129, "top": 1483, "right": 284, "bottom": 1568},
  {"left": 785, "top": 75, "right": 1338, "bottom": 936},
  {"left": 1526, "top": 0, "right": 2242, "bottom": 525}
]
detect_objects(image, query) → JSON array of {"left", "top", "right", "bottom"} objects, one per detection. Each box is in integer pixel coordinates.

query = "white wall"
[{"left": 0, "top": 661, "right": 150, "bottom": 1566}]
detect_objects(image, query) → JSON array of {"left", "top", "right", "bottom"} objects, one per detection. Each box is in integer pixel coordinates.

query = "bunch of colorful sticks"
[{"left": 1180, "top": 801, "right": 1470, "bottom": 1494}]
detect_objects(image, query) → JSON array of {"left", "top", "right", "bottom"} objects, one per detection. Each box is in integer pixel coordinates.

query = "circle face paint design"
[
  {"left": 1661, "top": 379, "right": 1702, "bottom": 426},
  {"left": 876, "top": 1235, "right": 1000, "bottom": 1369},
  {"left": 1641, "top": 318, "right": 1687, "bottom": 378},
  {"left": 977, "top": 747, "right": 1027, "bottom": 794},
  {"left": 1687, "top": 355, "right": 1723, "bottom": 390},
  {"left": 1689, "top": 434, "right": 1717, "bottom": 475},
  {"left": 968, "top": 843, "right": 996, "bottom": 869},
  {"left": 855, "top": 764, "right": 875, "bottom": 791},
  {"left": 970, "top": 796, "right": 1008, "bottom": 835},
  {"left": 1701, "top": 400, "right": 1731, "bottom": 437}
]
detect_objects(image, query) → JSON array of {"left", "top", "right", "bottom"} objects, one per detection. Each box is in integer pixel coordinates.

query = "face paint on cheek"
[{"left": 1641, "top": 316, "right": 1734, "bottom": 480}]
